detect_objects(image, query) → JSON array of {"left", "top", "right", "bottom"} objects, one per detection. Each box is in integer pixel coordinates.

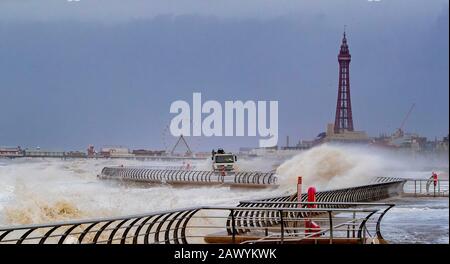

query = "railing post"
[
  {"left": 328, "top": 211, "right": 333, "bottom": 244},
  {"left": 419, "top": 180, "right": 422, "bottom": 194},
  {"left": 438, "top": 180, "right": 441, "bottom": 195},
  {"left": 414, "top": 180, "right": 417, "bottom": 196},
  {"left": 363, "top": 224, "right": 366, "bottom": 241},
  {"left": 280, "top": 210, "right": 284, "bottom": 244},
  {"left": 375, "top": 205, "right": 394, "bottom": 240},
  {"left": 352, "top": 211, "right": 356, "bottom": 238},
  {"left": 231, "top": 209, "right": 236, "bottom": 244}
]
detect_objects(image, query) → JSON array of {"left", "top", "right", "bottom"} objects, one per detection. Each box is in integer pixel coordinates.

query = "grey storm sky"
[{"left": 0, "top": 0, "right": 448, "bottom": 151}]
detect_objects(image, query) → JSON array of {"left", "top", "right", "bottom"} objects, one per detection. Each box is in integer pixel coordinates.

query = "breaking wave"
[
  {"left": 276, "top": 143, "right": 448, "bottom": 192},
  {"left": 5, "top": 199, "right": 85, "bottom": 225},
  {"left": 0, "top": 144, "right": 447, "bottom": 227}
]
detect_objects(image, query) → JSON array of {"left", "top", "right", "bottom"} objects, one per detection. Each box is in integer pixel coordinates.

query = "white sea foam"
[
  {"left": 276, "top": 144, "right": 448, "bottom": 192},
  {"left": 0, "top": 143, "right": 447, "bottom": 241},
  {"left": 0, "top": 157, "right": 285, "bottom": 225}
]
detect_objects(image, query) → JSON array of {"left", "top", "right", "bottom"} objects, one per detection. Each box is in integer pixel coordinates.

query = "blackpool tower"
[{"left": 334, "top": 31, "right": 354, "bottom": 134}]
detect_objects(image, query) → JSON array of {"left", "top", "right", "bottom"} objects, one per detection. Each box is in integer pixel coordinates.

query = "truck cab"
[{"left": 211, "top": 149, "right": 237, "bottom": 172}]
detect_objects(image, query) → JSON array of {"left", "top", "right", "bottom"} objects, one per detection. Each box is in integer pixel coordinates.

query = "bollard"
[
  {"left": 305, "top": 186, "right": 321, "bottom": 237},
  {"left": 307, "top": 187, "right": 317, "bottom": 208}
]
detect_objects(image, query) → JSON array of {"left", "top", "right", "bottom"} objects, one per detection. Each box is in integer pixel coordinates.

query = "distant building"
[
  {"left": 370, "top": 132, "right": 450, "bottom": 154},
  {"left": 87, "top": 145, "right": 96, "bottom": 158},
  {"left": 100, "top": 147, "right": 133, "bottom": 158},
  {"left": 0, "top": 146, "right": 23, "bottom": 157},
  {"left": 66, "top": 151, "right": 87, "bottom": 158},
  {"left": 324, "top": 123, "right": 369, "bottom": 143},
  {"left": 24, "top": 148, "right": 65, "bottom": 158},
  {"left": 436, "top": 135, "right": 449, "bottom": 153}
]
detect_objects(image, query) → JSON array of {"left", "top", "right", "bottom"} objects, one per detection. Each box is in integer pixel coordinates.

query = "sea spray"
[
  {"left": 274, "top": 143, "right": 435, "bottom": 192},
  {"left": 5, "top": 199, "right": 85, "bottom": 225},
  {"left": 0, "top": 158, "right": 282, "bottom": 225},
  {"left": 0, "top": 146, "right": 447, "bottom": 226}
]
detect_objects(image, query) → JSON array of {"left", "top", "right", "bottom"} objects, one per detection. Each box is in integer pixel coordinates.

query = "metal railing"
[
  {"left": 225, "top": 177, "right": 405, "bottom": 235},
  {"left": 0, "top": 177, "right": 405, "bottom": 244},
  {"left": 98, "top": 167, "right": 278, "bottom": 187},
  {"left": 0, "top": 203, "right": 393, "bottom": 244},
  {"left": 402, "top": 179, "right": 449, "bottom": 197},
  {"left": 238, "top": 202, "right": 394, "bottom": 244},
  {"left": 124, "top": 165, "right": 198, "bottom": 171}
]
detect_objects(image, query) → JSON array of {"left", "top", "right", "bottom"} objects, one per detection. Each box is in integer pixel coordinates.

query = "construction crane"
[{"left": 393, "top": 103, "right": 415, "bottom": 138}]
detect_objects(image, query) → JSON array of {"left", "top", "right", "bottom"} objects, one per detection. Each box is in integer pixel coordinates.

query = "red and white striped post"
[{"left": 297, "top": 176, "right": 302, "bottom": 208}]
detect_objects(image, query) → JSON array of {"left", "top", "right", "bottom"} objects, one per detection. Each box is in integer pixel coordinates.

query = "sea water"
[{"left": 0, "top": 144, "right": 447, "bottom": 243}]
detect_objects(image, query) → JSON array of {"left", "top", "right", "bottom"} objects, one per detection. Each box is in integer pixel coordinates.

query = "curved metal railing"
[
  {"left": 98, "top": 167, "right": 278, "bottom": 187},
  {"left": 127, "top": 165, "right": 198, "bottom": 171},
  {"left": 0, "top": 204, "right": 393, "bottom": 244},
  {"left": 239, "top": 202, "right": 395, "bottom": 244},
  {"left": 0, "top": 177, "right": 404, "bottom": 244},
  {"left": 225, "top": 177, "right": 405, "bottom": 235}
]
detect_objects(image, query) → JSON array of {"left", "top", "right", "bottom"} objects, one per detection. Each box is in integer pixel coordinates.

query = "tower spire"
[{"left": 334, "top": 30, "right": 354, "bottom": 133}]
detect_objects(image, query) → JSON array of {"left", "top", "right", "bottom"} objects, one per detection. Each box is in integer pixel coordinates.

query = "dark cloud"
[{"left": 0, "top": 1, "right": 448, "bottom": 150}]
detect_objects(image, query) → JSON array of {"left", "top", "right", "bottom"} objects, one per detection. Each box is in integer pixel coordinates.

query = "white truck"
[{"left": 211, "top": 149, "right": 238, "bottom": 172}]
